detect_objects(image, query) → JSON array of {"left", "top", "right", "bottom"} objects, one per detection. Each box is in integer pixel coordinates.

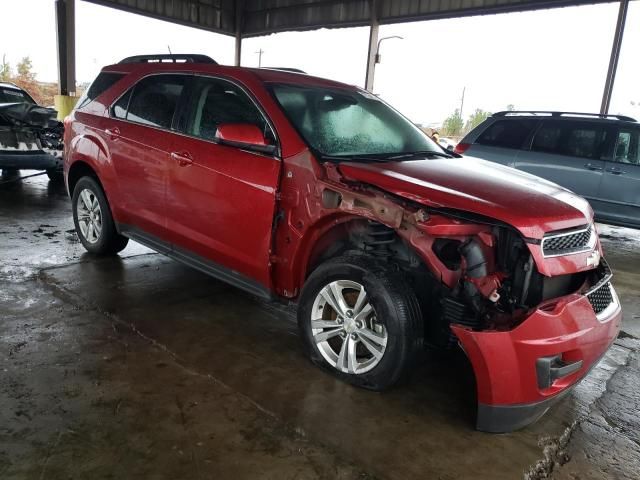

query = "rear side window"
[
  {"left": 76, "top": 72, "right": 124, "bottom": 109},
  {"left": 119, "top": 75, "right": 186, "bottom": 129},
  {"left": 531, "top": 122, "right": 563, "bottom": 153},
  {"left": 531, "top": 121, "right": 606, "bottom": 159},
  {"left": 476, "top": 119, "right": 536, "bottom": 149}
]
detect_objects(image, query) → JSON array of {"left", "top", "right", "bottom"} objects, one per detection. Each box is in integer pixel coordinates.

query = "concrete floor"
[{"left": 1, "top": 170, "right": 639, "bottom": 480}]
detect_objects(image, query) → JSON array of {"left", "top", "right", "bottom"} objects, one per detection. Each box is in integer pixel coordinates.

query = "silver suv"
[{"left": 457, "top": 111, "right": 640, "bottom": 229}]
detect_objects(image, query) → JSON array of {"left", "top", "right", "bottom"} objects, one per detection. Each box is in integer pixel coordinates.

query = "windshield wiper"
[
  {"left": 387, "top": 150, "right": 453, "bottom": 160},
  {"left": 319, "top": 153, "right": 395, "bottom": 163}
]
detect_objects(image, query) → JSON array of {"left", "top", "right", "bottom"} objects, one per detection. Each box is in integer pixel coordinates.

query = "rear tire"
[
  {"left": 72, "top": 176, "right": 128, "bottom": 255},
  {"left": 298, "top": 254, "right": 423, "bottom": 391}
]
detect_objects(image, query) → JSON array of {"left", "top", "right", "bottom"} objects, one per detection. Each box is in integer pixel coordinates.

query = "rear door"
[
  {"left": 166, "top": 75, "right": 281, "bottom": 290},
  {"left": 107, "top": 74, "right": 188, "bottom": 240},
  {"left": 597, "top": 126, "right": 640, "bottom": 227},
  {"left": 515, "top": 120, "right": 606, "bottom": 202},
  {"left": 466, "top": 118, "right": 536, "bottom": 166}
]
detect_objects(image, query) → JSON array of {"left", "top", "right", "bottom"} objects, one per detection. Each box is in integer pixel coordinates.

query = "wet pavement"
[{"left": 1, "top": 171, "right": 639, "bottom": 479}]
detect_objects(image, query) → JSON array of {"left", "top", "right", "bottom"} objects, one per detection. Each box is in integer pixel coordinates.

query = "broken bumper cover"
[
  {"left": 0, "top": 151, "right": 62, "bottom": 170},
  {"left": 452, "top": 286, "right": 622, "bottom": 433}
]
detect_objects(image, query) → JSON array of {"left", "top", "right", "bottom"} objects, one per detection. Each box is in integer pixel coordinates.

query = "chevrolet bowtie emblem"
[{"left": 586, "top": 250, "right": 601, "bottom": 268}]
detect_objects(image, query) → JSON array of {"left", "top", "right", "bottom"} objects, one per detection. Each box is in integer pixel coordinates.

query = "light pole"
[
  {"left": 365, "top": 35, "right": 403, "bottom": 92},
  {"left": 375, "top": 35, "right": 403, "bottom": 64},
  {"left": 255, "top": 48, "right": 264, "bottom": 67}
]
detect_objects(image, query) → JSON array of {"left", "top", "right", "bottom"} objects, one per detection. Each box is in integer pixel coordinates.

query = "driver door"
[{"left": 166, "top": 76, "right": 281, "bottom": 291}]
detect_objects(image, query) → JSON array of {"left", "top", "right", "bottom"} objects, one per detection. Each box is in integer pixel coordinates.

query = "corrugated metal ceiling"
[{"left": 83, "top": 0, "right": 614, "bottom": 37}]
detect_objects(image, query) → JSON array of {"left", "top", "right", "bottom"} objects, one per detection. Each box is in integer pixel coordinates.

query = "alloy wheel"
[
  {"left": 311, "top": 280, "right": 388, "bottom": 374},
  {"left": 76, "top": 188, "right": 103, "bottom": 244}
]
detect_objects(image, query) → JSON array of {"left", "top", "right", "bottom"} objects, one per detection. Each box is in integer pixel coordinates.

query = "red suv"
[{"left": 64, "top": 54, "right": 621, "bottom": 432}]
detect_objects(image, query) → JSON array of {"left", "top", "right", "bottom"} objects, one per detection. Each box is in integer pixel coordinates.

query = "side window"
[
  {"left": 559, "top": 122, "right": 606, "bottom": 158},
  {"left": 613, "top": 129, "right": 639, "bottom": 165},
  {"left": 184, "top": 77, "right": 273, "bottom": 143},
  {"left": 76, "top": 72, "right": 125, "bottom": 109},
  {"left": 476, "top": 119, "right": 536, "bottom": 149},
  {"left": 531, "top": 121, "right": 563, "bottom": 154},
  {"left": 561, "top": 122, "right": 605, "bottom": 159},
  {"left": 122, "top": 75, "right": 186, "bottom": 129}
]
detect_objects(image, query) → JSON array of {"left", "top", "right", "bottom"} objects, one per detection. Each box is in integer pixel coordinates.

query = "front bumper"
[{"left": 452, "top": 283, "right": 621, "bottom": 433}]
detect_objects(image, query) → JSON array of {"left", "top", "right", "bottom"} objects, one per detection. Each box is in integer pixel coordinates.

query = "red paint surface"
[
  {"left": 453, "top": 295, "right": 621, "bottom": 405},
  {"left": 64, "top": 62, "right": 620, "bottom": 411}
]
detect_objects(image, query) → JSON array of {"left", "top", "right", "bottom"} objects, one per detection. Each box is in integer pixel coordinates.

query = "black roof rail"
[
  {"left": 119, "top": 54, "right": 217, "bottom": 64},
  {"left": 261, "top": 67, "right": 307, "bottom": 74},
  {"left": 493, "top": 110, "right": 637, "bottom": 122}
]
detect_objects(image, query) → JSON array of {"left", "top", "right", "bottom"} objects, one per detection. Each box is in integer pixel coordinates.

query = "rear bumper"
[
  {"left": 452, "top": 285, "right": 622, "bottom": 433},
  {"left": 0, "top": 151, "right": 61, "bottom": 170}
]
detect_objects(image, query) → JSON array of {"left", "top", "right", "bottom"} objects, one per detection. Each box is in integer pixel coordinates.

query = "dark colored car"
[
  {"left": 456, "top": 111, "right": 640, "bottom": 229},
  {"left": 64, "top": 55, "right": 621, "bottom": 432},
  {"left": 0, "top": 82, "right": 63, "bottom": 180}
]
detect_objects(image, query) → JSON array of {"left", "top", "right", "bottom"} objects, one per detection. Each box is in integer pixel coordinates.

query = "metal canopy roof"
[{"left": 84, "top": 0, "right": 613, "bottom": 38}]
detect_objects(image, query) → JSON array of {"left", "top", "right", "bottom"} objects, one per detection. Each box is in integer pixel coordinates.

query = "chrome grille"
[
  {"left": 542, "top": 226, "right": 593, "bottom": 257},
  {"left": 587, "top": 282, "right": 613, "bottom": 315}
]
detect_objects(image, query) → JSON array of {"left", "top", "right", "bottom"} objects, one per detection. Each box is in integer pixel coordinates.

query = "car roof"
[
  {"left": 491, "top": 110, "right": 638, "bottom": 124},
  {"left": 101, "top": 60, "right": 360, "bottom": 91},
  {"left": 0, "top": 82, "right": 23, "bottom": 91}
]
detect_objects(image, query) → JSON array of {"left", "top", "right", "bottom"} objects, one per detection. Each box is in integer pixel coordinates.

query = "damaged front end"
[
  {"left": 404, "top": 211, "right": 621, "bottom": 432},
  {"left": 0, "top": 103, "right": 63, "bottom": 170}
]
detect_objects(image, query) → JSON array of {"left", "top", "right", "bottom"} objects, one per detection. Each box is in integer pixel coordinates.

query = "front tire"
[
  {"left": 72, "top": 176, "right": 128, "bottom": 255},
  {"left": 298, "top": 255, "right": 423, "bottom": 391}
]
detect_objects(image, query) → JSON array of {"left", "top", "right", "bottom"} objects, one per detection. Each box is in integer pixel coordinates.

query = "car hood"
[
  {"left": 0, "top": 102, "right": 60, "bottom": 128},
  {"left": 339, "top": 157, "right": 592, "bottom": 239}
]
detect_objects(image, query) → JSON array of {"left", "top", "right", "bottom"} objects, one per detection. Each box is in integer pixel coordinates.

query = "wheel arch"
[{"left": 67, "top": 160, "right": 102, "bottom": 197}]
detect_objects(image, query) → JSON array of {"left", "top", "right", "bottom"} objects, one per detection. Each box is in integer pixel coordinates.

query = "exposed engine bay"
[
  {"left": 0, "top": 103, "right": 63, "bottom": 162},
  {"left": 313, "top": 180, "right": 604, "bottom": 350}
]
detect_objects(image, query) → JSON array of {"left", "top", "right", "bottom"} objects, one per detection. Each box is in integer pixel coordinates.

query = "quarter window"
[
  {"left": 119, "top": 75, "right": 186, "bottom": 129},
  {"left": 613, "top": 129, "right": 639, "bottom": 165},
  {"left": 184, "top": 77, "right": 273, "bottom": 143},
  {"left": 476, "top": 119, "right": 536, "bottom": 149},
  {"left": 76, "top": 72, "right": 125, "bottom": 109}
]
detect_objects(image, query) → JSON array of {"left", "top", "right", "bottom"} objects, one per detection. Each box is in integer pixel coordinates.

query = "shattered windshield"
[
  {"left": 0, "top": 87, "right": 35, "bottom": 104},
  {"left": 270, "top": 83, "right": 440, "bottom": 159}
]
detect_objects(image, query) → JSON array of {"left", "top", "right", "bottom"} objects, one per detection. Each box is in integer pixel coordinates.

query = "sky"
[{"left": 1, "top": 0, "right": 639, "bottom": 126}]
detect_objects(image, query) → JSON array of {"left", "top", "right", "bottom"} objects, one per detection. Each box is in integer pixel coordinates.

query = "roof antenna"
[{"left": 167, "top": 45, "right": 173, "bottom": 55}]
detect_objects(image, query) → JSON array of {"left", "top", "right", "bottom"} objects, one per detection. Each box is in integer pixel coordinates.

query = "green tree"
[
  {"left": 16, "top": 56, "right": 35, "bottom": 81},
  {"left": 0, "top": 54, "right": 11, "bottom": 82},
  {"left": 465, "top": 108, "right": 491, "bottom": 132},
  {"left": 442, "top": 109, "right": 464, "bottom": 137},
  {"left": 506, "top": 104, "right": 515, "bottom": 111}
]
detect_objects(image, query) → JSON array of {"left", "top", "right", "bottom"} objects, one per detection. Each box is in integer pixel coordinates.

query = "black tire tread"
[
  {"left": 72, "top": 176, "right": 128, "bottom": 255},
  {"left": 298, "top": 254, "right": 423, "bottom": 391}
]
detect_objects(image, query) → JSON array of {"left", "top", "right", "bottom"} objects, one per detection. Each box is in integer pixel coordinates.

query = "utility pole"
[
  {"left": 255, "top": 48, "right": 264, "bottom": 68},
  {"left": 600, "top": 0, "right": 629, "bottom": 114},
  {"left": 459, "top": 86, "right": 466, "bottom": 120}
]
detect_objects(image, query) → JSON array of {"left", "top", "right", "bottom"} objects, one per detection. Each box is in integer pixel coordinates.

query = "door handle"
[
  {"left": 584, "top": 163, "right": 603, "bottom": 171},
  {"left": 606, "top": 167, "right": 626, "bottom": 175},
  {"left": 105, "top": 127, "right": 120, "bottom": 140},
  {"left": 170, "top": 151, "right": 193, "bottom": 167}
]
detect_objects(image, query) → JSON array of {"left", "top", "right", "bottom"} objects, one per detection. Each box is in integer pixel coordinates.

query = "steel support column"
[
  {"left": 235, "top": 0, "right": 244, "bottom": 66},
  {"left": 55, "top": 0, "right": 76, "bottom": 96},
  {"left": 364, "top": 0, "right": 379, "bottom": 92},
  {"left": 600, "top": 0, "right": 629, "bottom": 114}
]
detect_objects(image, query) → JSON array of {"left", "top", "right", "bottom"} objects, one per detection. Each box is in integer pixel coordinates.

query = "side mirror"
[{"left": 215, "top": 123, "right": 276, "bottom": 155}]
